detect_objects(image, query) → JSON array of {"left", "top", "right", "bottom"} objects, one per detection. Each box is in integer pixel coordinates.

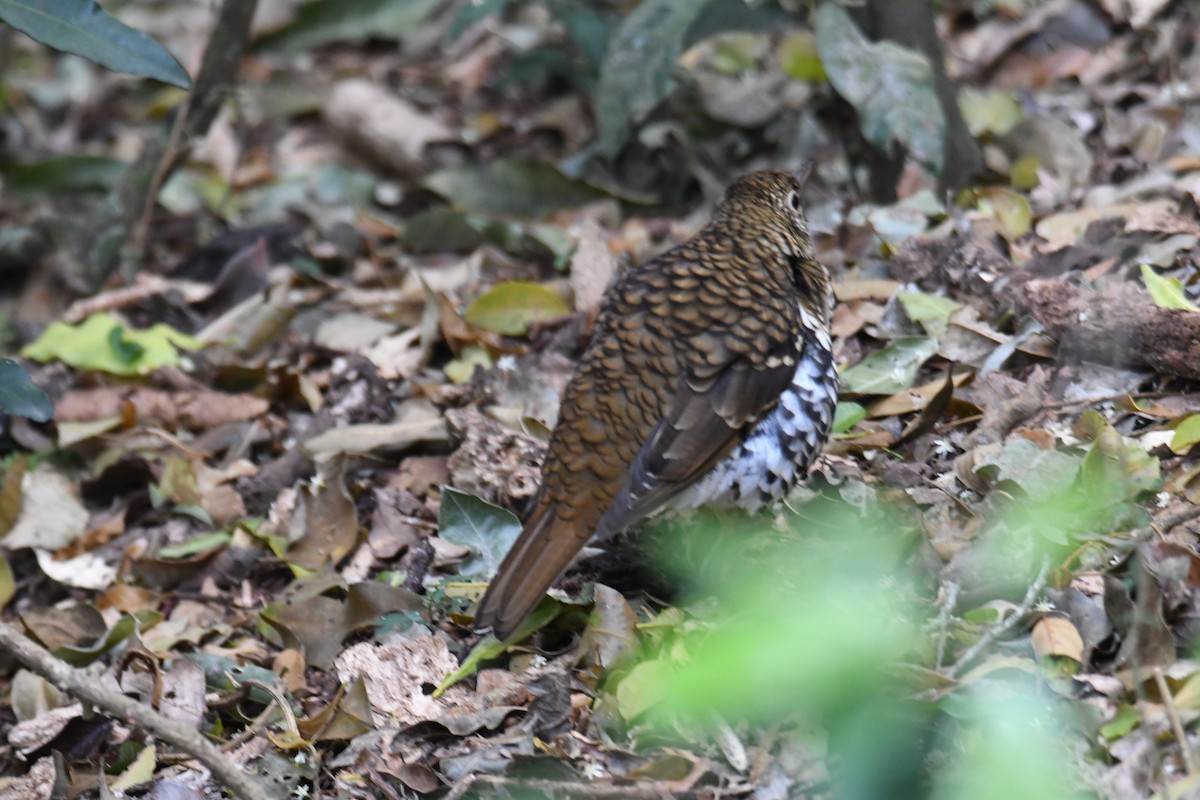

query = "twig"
[
  {"left": 81, "top": 0, "right": 260, "bottom": 286},
  {"left": 1155, "top": 503, "right": 1200, "bottom": 535},
  {"left": 933, "top": 581, "right": 960, "bottom": 670},
  {"left": 0, "top": 623, "right": 269, "bottom": 800},
  {"left": 947, "top": 558, "right": 1051, "bottom": 678},
  {"left": 1154, "top": 667, "right": 1197, "bottom": 775}
]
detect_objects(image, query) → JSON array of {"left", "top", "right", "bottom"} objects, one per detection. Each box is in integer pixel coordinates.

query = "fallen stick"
[
  {"left": 890, "top": 237, "right": 1200, "bottom": 382},
  {"left": 0, "top": 623, "right": 269, "bottom": 800}
]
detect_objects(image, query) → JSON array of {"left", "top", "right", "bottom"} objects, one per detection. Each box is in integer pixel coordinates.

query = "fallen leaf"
[
  {"left": 839, "top": 337, "right": 938, "bottom": 395},
  {"left": 465, "top": 280, "right": 571, "bottom": 336},
  {"left": 1031, "top": 617, "right": 1085, "bottom": 663}
]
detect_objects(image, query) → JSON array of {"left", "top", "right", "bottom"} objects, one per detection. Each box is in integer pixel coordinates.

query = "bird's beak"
[{"left": 793, "top": 160, "right": 815, "bottom": 187}]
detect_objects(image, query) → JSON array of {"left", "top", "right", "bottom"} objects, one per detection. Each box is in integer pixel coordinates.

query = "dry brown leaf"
[
  {"left": 1031, "top": 617, "right": 1085, "bottom": 662},
  {"left": 569, "top": 221, "right": 619, "bottom": 314}
]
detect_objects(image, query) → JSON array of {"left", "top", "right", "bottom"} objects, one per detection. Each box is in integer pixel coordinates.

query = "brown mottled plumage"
[{"left": 474, "top": 169, "right": 838, "bottom": 640}]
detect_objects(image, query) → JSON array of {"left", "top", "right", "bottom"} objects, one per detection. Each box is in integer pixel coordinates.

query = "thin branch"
[
  {"left": 947, "top": 558, "right": 1051, "bottom": 678},
  {"left": 81, "top": 0, "right": 260, "bottom": 286},
  {"left": 0, "top": 623, "right": 269, "bottom": 800},
  {"left": 1155, "top": 503, "right": 1200, "bottom": 535},
  {"left": 1154, "top": 667, "right": 1197, "bottom": 776}
]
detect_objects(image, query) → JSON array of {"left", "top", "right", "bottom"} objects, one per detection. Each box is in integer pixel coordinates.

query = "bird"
[{"left": 473, "top": 168, "right": 839, "bottom": 640}]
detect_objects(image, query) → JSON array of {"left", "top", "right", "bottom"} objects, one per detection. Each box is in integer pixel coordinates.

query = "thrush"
[{"left": 474, "top": 169, "right": 838, "bottom": 640}]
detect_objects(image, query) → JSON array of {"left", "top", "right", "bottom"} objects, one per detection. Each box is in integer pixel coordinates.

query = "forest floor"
[{"left": 2, "top": 1, "right": 1200, "bottom": 798}]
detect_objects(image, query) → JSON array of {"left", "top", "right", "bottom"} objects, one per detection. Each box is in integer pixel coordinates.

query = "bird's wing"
[{"left": 593, "top": 334, "right": 801, "bottom": 539}]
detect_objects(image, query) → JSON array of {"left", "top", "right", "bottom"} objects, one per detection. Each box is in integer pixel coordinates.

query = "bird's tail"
[{"left": 474, "top": 502, "right": 582, "bottom": 640}]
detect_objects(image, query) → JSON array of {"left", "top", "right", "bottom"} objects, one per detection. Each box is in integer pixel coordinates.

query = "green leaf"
[
  {"left": 158, "top": 531, "right": 231, "bottom": 559},
  {"left": 896, "top": 292, "right": 962, "bottom": 336},
  {"left": 433, "top": 597, "right": 559, "bottom": 697},
  {"left": 3, "top": 155, "right": 124, "bottom": 193},
  {"left": 977, "top": 188, "right": 1032, "bottom": 242},
  {"left": 1140, "top": 264, "right": 1200, "bottom": 312},
  {"left": 424, "top": 159, "right": 603, "bottom": 219},
  {"left": 0, "top": 552, "right": 13, "bottom": 611},
  {"left": 815, "top": 3, "right": 945, "bottom": 170},
  {"left": 776, "top": 30, "right": 827, "bottom": 82},
  {"left": 594, "top": 0, "right": 711, "bottom": 156},
  {"left": 1099, "top": 703, "right": 1139, "bottom": 741},
  {"left": 974, "top": 438, "right": 1081, "bottom": 503},
  {"left": 438, "top": 488, "right": 522, "bottom": 580},
  {"left": 959, "top": 87, "right": 1023, "bottom": 137},
  {"left": 839, "top": 337, "right": 938, "bottom": 395},
  {"left": 617, "top": 657, "right": 675, "bottom": 720},
  {"left": 21, "top": 312, "right": 202, "bottom": 376},
  {"left": 1079, "top": 425, "right": 1161, "bottom": 505},
  {"left": 1171, "top": 414, "right": 1200, "bottom": 455},
  {"left": 832, "top": 401, "right": 867, "bottom": 434},
  {"left": 0, "top": 0, "right": 189, "bottom": 87},
  {"left": 465, "top": 281, "right": 571, "bottom": 336},
  {"left": 400, "top": 209, "right": 492, "bottom": 253},
  {"left": 259, "top": 0, "right": 442, "bottom": 52},
  {"left": 0, "top": 359, "right": 53, "bottom": 422},
  {"left": 54, "top": 611, "right": 162, "bottom": 666},
  {"left": 444, "top": 346, "right": 493, "bottom": 385}
]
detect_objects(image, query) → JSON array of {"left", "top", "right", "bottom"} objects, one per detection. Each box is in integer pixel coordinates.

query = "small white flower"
[{"left": 497, "top": 355, "right": 518, "bottom": 372}]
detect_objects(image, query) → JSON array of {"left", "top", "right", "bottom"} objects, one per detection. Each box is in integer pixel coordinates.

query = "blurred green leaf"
[
  {"left": 465, "top": 281, "right": 570, "bottom": 336},
  {"left": 0, "top": 553, "right": 12, "bottom": 611},
  {"left": 1171, "top": 414, "right": 1200, "bottom": 454},
  {"left": 424, "top": 159, "right": 603, "bottom": 219},
  {"left": 438, "top": 488, "right": 522, "bottom": 579},
  {"left": 158, "top": 531, "right": 231, "bottom": 559},
  {"left": 259, "top": 0, "right": 442, "bottom": 52},
  {"left": 816, "top": 3, "right": 945, "bottom": 170},
  {"left": 2, "top": 155, "right": 124, "bottom": 193},
  {"left": 617, "top": 658, "right": 674, "bottom": 720},
  {"left": 646, "top": 501, "right": 918, "bottom": 724},
  {"left": 931, "top": 683, "right": 1077, "bottom": 800},
  {"left": 594, "top": 0, "right": 710, "bottom": 156},
  {"left": 897, "top": 292, "right": 961, "bottom": 337},
  {"left": 776, "top": 30, "right": 827, "bottom": 82},
  {"left": 959, "top": 87, "right": 1023, "bottom": 137},
  {"left": 1099, "top": 703, "right": 1139, "bottom": 741},
  {"left": 977, "top": 188, "right": 1032, "bottom": 242},
  {"left": 832, "top": 401, "right": 867, "bottom": 434},
  {"left": 974, "top": 438, "right": 1080, "bottom": 503},
  {"left": 1141, "top": 264, "right": 1200, "bottom": 312},
  {"left": 444, "top": 346, "right": 493, "bottom": 385},
  {"left": 839, "top": 336, "right": 938, "bottom": 395},
  {"left": 401, "top": 209, "right": 498, "bottom": 253},
  {"left": 0, "top": 359, "right": 53, "bottom": 422},
  {"left": 21, "top": 312, "right": 202, "bottom": 376},
  {"left": 0, "top": 0, "right": 189, "bottom": 87},
  {"left": 1079, "top": 425, "right": 1161, "bottom": 505}
]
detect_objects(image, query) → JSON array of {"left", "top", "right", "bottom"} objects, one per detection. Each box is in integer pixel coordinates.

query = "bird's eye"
[{"left": 787, "top": 191, "right": 802, "bottom": 211}]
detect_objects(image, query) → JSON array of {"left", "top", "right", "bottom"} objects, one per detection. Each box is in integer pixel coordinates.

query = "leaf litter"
[{"left": 2, "top": 1, "right": 1200, "bottom": 798}]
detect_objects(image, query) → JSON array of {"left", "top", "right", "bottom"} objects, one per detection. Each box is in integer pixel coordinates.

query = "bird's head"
[{"left": 708, "top": 166, "right": 832, "bottom": 320}]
